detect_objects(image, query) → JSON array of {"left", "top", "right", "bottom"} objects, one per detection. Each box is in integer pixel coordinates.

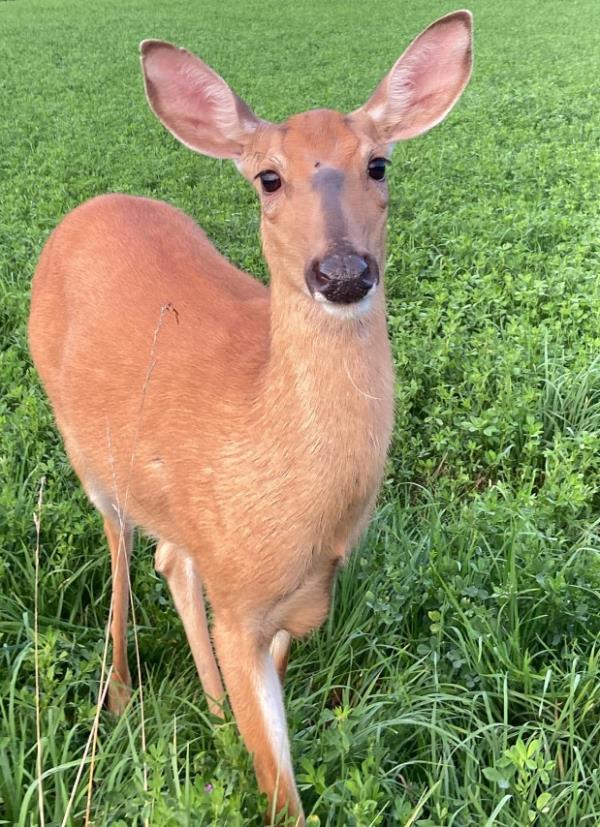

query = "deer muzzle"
[{"left": 306, "top": 253, "right": 379, "bottom": 304}]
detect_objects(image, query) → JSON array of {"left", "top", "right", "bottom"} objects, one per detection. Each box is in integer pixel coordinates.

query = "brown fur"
[{"left": 29, "top": 12, "right": 473, "bottom": 824}]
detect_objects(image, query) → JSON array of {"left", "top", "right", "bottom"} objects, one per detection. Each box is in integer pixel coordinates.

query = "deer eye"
[
  {"left": 368, "top": 158, "right": 389, "bottom": 181},
  {"left": 258, "top": 170, "right": 282, "bottom": 193}
]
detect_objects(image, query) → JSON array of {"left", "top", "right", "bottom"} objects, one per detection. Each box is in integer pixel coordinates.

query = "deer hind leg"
[
  {"left": 270, "top": 630, "right": 292, "bottom": 685},
  {"left": 102, "top": 513, "right": 133, "bottom": 715},
  {"left": 213, "top": 617, "right": 303, "bottom": 825},
  {"left": 64, "top": 437, "right": 134, "bottom": 715},
  {"left": 155, "top": 541, "right": 225, "bottom": 717}
]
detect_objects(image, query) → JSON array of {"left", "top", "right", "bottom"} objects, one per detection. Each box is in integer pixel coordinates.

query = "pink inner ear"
[
  {"left": 142, "top": 42, "right": 259, "bottom": 159},
  {"left": 365, "top": 13, "right": 473, "bottom": 142}
]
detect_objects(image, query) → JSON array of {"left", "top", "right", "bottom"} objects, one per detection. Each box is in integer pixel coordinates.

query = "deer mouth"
[{"left": 312, "top": 282, "right": 378, "bottom": 319}]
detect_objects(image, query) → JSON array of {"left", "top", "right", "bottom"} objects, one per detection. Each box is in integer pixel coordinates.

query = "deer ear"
[
  {"left": 354, "top": 10, "right": 473, "bottom": 143},
  {"left": 140, "top": 40, "right": 261, "bottom": 159}
]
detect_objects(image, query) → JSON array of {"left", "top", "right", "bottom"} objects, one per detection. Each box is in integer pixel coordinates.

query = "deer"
[{"left": 28, "top": 10, "right": 473, "bottom": 824}]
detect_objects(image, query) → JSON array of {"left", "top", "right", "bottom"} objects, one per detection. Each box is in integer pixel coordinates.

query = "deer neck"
[{"left": 262, "top": 275, "right": 393, "bottom": 429}]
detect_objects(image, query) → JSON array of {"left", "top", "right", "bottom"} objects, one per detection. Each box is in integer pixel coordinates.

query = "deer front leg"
[
  {"left": 270, "top": 630, "right": 292, "bottom": 685},
  {"left": 155, "top": 541, "right": 225, "bottom": 717},
  {"left": 213, "top": 617, "right": 303, "bottom": 825}
]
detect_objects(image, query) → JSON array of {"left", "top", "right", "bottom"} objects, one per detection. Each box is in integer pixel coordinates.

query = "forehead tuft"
[{"left": 281, "top": 109, "right": 361, "bottom": 163}]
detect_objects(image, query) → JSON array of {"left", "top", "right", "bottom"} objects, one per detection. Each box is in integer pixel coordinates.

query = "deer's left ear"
[{"left": 352, "top": 10, "right": 473, "bottom": 143}]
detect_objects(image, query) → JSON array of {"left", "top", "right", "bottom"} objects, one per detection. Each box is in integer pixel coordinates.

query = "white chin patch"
[{"left": 313, "top": 284, "right": 377, "bottom": 319}]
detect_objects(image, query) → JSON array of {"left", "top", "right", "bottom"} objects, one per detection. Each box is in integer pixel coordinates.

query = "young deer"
[{"left": 29, "top": 11, "right": 472, "bottom": 823}]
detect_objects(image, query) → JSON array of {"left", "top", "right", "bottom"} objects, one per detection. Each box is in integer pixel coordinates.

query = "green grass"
[{"left": 2, "top": 0, "right": 600, "bottom": 824}]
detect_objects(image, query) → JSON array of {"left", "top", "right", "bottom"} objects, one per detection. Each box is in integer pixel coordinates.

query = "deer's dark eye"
[
  {"left": 368, "top": 158, "right": 389, "bottom": 181},
  {"left": 258, "top": 170, "right": 282, "bottom": 193}
]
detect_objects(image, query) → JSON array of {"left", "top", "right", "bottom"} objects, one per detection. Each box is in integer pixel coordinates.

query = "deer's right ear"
[{"left": 140, "top": 40, "right": 261, "bottom": 159}]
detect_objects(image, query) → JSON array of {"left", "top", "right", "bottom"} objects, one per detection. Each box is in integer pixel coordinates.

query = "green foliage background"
[{"left": 1, "top": 0, "right": 600, "bottom": 824}]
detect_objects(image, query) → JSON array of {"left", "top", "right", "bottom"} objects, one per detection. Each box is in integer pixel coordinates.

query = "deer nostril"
[
  {"left": 358, "top": 262, "right": 370, "bottom": 281},
  {"left": 360, "top": 263, "right": 376, "bottom": 289},
  {"left": 312, "top": 263, "right": 332, "bottom": 286}
]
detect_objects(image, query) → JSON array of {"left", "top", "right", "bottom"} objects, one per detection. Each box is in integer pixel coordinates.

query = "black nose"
[{"left": 306, "top": 254, "right": 378, "bottom": 304}]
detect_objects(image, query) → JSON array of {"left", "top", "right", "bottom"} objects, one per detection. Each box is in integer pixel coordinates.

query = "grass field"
[{"left": 2, "top": 0, "right": 600, "bottom": 824}]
